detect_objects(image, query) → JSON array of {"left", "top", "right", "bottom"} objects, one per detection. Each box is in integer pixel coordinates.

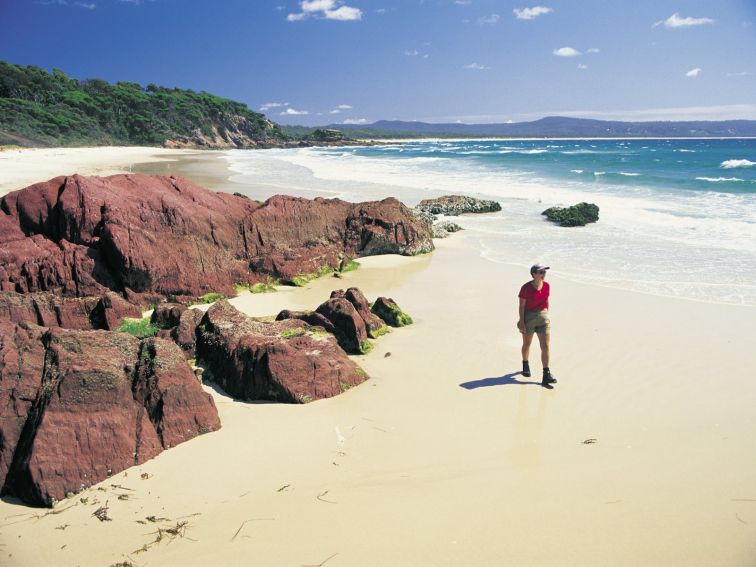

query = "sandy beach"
[
  {"left": 1, "top": 148, "right": 755, "bottom": 566},
  {"left": 0, "top": 146, "right": 217, "bottom": 197}
]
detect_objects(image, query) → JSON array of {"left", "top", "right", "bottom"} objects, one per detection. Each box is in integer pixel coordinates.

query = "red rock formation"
[
  {"left": 330, "top": 288, "right": 387, "bottom": 338},
  {"left": 0, "top": 320, "right": 46, "bottom": 493},
  {"left": 0, "top": 291, "right": 140, "bottom": 331},
  {"left": 150, "top": 303, "right": 187, "bottom": 330},
  {"left": 0, "top": 174, "right": 433, "bottom": 305},
  {"left": 371, "top": 297, "right": 413, "bottom": 327},
  {"left": 132, "top": 338, "right": 220, "bottom": 448},
  {"left": 196, "top": 301, "right": 366, "bottom": 403},
  {"left": 0, "top": 323, "right": 220, "bottom": 507},
  {"left": 173, "top": 308, "right": 204, "bottom": 356},
  {"left": 275, "top": 309, "right": 340, "bottom": 337},
  {"left": 315, "top": 298, "right": 369, "bottom": 354}
]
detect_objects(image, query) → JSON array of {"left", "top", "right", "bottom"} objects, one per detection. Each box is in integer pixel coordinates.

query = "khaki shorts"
[{"left": 524, "top": 309, "right": 550, "bottom": 335}]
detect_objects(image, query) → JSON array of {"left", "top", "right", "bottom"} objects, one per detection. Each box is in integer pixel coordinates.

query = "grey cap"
[{"left": 530, "top": 264, "right": 550, "bottom": 274}]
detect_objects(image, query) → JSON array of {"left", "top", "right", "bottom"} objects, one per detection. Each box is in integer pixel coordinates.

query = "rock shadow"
[{"left": 460, "top": 371, "right": 542, "bottom": 389}]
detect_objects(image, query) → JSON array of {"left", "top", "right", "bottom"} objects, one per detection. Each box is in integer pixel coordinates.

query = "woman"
[{"left": 517, "top": 264, "right": 557, "bottom": 388}]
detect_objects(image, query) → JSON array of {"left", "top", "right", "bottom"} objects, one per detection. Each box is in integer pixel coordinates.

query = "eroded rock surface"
[
  {"left": 416, "top": 195, "right": 501, "bottom": 216},
  {"left": 196, "top": 301, "right": 366, "bottom": 403},
  {"left": 0, "top": 174, "right": 433, "bottom": 304},
  {"left": 0, "top": 291, "right": 140, "bottom": 331},
  {"left": 0, "top": 322, "right": 220, "bottom": 507}
]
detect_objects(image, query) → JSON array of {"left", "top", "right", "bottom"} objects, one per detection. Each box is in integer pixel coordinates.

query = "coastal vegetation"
[
  {"left": 291, "top": 265, "right": 336, "bottom": 287},
  {"left": 0, "top": 60, "right": 284, "bottom": 147},
  {"left": 235, "top": 280, "right": 279, "bottom": 294},
  {"left": 370, "top": 298, "right": 414, "bottom": 327},
  {"left": 117, "top": 317, "right": 159, "bottom": 339},
  {"left": 188, "top": 292, "right": 227, "bottom": 306}
]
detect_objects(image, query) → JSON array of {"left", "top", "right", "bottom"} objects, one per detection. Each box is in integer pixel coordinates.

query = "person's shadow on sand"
[{"left": 460, "top": 371, "right": 542, "bottom": 389}]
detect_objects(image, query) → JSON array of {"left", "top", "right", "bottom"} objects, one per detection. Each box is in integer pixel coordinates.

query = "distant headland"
[{"left": 2, "top": 60, "right": 755, "bottom": 149}]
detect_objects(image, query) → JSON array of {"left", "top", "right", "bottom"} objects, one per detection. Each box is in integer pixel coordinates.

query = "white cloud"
[
  {"left": 281, "top": 108, "right": 309, "bottom": 115},
  {"left": 260, "top": 102, "right": 289, "bottom": 111},
  {"left": 553, "top": 47, "right": 581, "bottom": 57},
  {"left": 336, "top": 104, "right": 352, "bottom": 109},
  {"left": 343, "top": 118, "right": 369, "bottom": 124},
  {"left": 326, "top": 5, "right": 362, "bottom": 20},
  {"left": 476, "top": 14, "right": 500, "bottom": 25},
  {"left": 726, "top": 71, "right": 751, "bottom": 77},
  {"left": 405, "top": 49, "right": 429, "bottom": 59},
  {"left": 513, "top": 6, "right": 552, "bottom": 20},
  {"left": 577, "top": 64, "right": 588, "bottom": 70},
  {"left": 455, "top": 0, "right": 471, "bottom": 5},
  {"left": 653, "top": 12, "right": 715, "bottom": 28},
  {"left": 463, "top": 63, "right": 490, "bottom": 70},
  {"left": 686, "top": 67, "right": 701, "bottom": 77},
  {"left": 586, "top": 47, "right": 600, "bottom": 54},
  {"left": 329, "top": 109, "right": 341, "bottom": 114},
  {"left": 36, "top": 0, "right": 96, "bottom": 7},
  {"left": 287, "top": 0, "right": 362, "bottom": 21}
]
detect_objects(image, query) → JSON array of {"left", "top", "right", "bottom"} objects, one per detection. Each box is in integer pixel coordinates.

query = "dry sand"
[
  {"left": 1, "top": 148, "right": 755, "bottom": 566},
  {"left": 0, "top": 146, "right": 213, "bottom": 196}
]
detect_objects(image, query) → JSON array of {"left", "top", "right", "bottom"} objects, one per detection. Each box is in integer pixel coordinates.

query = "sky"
[{"left": 1, "top": 0, "right": 755, "bottom": 126}]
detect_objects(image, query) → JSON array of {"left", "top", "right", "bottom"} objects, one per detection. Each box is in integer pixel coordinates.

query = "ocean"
[{"left": 224, "top": 138, "right": 756, "bottom": 306}]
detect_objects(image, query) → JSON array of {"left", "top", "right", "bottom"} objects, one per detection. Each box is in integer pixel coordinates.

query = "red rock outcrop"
[
  {"left": 371, "top": 297, "right": 414, "bottom": 327},
  {"left": 173, "top": 308, "right": 204, "bottom": 356},
  {"left": 0, "top": 174, "right": 433, "bottom": 305},
  {"left": 150, "top": 303, "right": 188, "bottom": 330},
  {"left": 0, "top": 320, "right": 47, "bottom": 493},
  {"left": 0, "top": 322, "right": 220, "bottom": 507},
  {"left": 196, "top": 301, "right": 366, "bottom": 403},
  {"left": 330, "top": 288, "right": 387, "bottom": 338},
  {"left": 315, "top": 298, "right": 370, "bottom": 354},
  {"left": 278, "top": 288, "right": 395, "bottom": 353},
  {"left": 0, "top": 291, "right": 140, "bottom": 331}
]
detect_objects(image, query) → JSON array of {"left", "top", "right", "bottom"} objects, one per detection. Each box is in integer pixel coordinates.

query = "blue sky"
[{"left": 1, "top": 0, "right": 755, "bottom": 126}]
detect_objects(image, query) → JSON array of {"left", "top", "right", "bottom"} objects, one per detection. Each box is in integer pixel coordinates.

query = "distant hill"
[
  {"left": 0, "top": 61, "right": 286, "bottom": 148},
  {"left": 321, "top": 116, "right": 756, "bottom": 139}
]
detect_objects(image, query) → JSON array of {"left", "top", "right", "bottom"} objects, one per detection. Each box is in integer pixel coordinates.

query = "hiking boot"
[
  {"left": 522, "top": 361, "right": 531, "bottom": 377},
  {"left": 542, "top": 369, "right": 557, "bottom": 386}
]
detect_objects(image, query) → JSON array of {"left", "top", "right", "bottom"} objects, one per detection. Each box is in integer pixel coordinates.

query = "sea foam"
[
  {"left": 720, "top": 159, "right": 756, "bottom": 169},
  {"left": 696, "top": 176, "right": 745, "bottom": 183}
]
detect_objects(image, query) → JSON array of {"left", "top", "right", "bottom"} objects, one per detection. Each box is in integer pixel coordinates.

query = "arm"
[{"left": 517, "top": 297, "right": 527, "bottom": 333}]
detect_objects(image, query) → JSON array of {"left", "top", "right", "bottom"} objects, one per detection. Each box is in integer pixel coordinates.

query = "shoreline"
[
  {"left": 1, "top": 146, "right": 755, "bottom": 566},
  {"left": 2, "top": 145, "right": 753, "bottom": 308}
]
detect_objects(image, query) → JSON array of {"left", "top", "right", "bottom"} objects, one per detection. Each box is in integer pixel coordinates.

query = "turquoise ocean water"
[{"left": 225, "top": 139, "right": 756, "bottom": 306}]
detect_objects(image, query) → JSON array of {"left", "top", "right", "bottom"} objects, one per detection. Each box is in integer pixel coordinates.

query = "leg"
[
  {"left": 521, "top": 332, "right": 534, "bottom": 362},
  {"left": 536, "top": 332, "right": 550, "bottom": 369}
]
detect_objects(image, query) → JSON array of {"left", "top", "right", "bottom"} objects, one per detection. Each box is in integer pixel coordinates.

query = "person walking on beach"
[{"left": 517, "top": 264, "right": 557, "bottom": 388}]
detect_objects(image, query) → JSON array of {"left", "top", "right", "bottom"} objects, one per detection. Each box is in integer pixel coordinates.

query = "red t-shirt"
[{"left": 518, "top": 281, "right": 549, "bottom": 311}]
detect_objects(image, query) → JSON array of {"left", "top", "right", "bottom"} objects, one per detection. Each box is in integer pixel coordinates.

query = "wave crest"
[
  {"left": 696, "top": 176, "right": 744, "bottom": 183},
  {"left": 720, "top": 159, "right": 756, "bottom": 169}
]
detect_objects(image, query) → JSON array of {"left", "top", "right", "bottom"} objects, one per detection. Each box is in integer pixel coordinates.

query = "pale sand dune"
[
  {"left": 0, "top": 146, "right": 206, "bottom": 196},
  {"left": 1, "top": 151, "right": 755, "bottom": 566}
]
